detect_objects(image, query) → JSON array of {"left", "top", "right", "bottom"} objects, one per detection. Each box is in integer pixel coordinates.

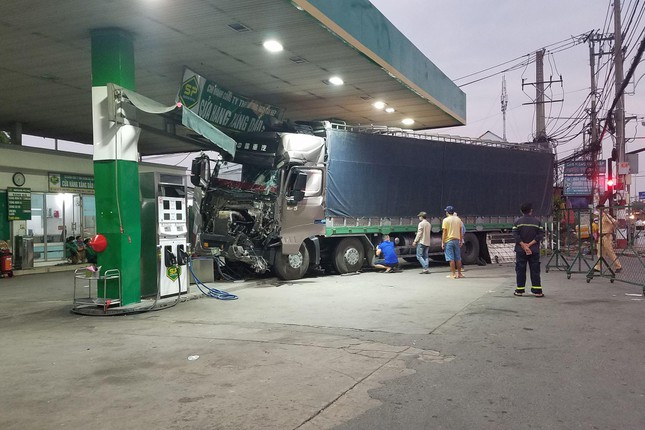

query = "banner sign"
[
  {"left": 563, "top": 160, "right": 606, "bottom": 197},
  {"left": 8, "top": 187, "right": 31, "bottom": 220},
  {"left": 563, "top": 160, "right": 606, "bottom": 175},
  {"left": 639, "top": 191, "right": 645, "bottom": 201},
  {"left": 48, "top": 173, "right": 95, "bottom": 194},
  {"left": 177, "top": 68, "right": 284, "bottom": 133}
]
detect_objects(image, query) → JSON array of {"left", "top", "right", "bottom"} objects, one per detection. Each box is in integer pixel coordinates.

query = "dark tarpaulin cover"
[{"left": 325, "top": 130, "right": 554, "bottom": 218}]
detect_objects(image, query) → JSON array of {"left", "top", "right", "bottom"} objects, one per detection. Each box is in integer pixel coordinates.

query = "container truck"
[{"left": 190, "top": 123, "right": 554, "bottom": 280}]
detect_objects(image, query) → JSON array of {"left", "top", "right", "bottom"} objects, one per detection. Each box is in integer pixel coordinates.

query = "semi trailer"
[{"left": 190, "top": 123, "right": 554, "bottom": 280}]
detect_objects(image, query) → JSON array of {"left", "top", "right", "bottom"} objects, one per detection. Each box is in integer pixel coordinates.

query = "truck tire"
[
  {"left": 333, "top": 238, "right": 365, "bottom": 274},
  {"left": 274, "top": 243, "right": 310, "bottom": 280},
  {"left": 461, "top": 233, "right": 480, "bottom": 265}
]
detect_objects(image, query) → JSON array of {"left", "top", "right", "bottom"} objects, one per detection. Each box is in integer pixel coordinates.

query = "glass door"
[
  {"left": 46, "top": 194, "right": 69, "bottom": 260},
  {"left": 81, "top": 195, "right": 96, "bottom": 238},
  {"left": 27, "top": 193, "right": 45, "bottom": 262}
]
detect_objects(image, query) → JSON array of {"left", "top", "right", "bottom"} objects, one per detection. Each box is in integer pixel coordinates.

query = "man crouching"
[{"left": 373, "top": 234, "right": 399, "bottom": 273}]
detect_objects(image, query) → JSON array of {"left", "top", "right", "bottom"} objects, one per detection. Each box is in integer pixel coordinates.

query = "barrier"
[{"left": 546, "top": 205, "right": 645, "bottom": 295}]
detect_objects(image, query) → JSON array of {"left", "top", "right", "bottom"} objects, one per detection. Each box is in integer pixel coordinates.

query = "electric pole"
[
  {"left": 521, "top": 48, "right": 563, "bottom": 149},
  {"left": 535, "top": 49, "right": 547, "bottom": 144},
  {"left": 614, "top": 0, "right": 626, "bottom": 199},
  {"left": 501, "top": 75, "right": 508, "bottom": 141}
]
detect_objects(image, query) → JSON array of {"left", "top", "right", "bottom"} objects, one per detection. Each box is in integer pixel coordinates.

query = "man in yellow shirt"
[{"left": 441, "top": 206, "right": 464, "bottom": 279}]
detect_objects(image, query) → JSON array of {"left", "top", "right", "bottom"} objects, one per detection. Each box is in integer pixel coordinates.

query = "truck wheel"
[
  {"left": 461, "top": 233, "right": 480, "bottom": 265},
  {"left": 274, "top": 244, "right": 310, "bottom": 280},
  {"left": 333, "top": 238, "right": 365, "bottom": 274}
]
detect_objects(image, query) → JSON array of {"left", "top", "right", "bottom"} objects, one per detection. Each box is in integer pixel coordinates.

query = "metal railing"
[{"left": 328, "top": 122, "right": 551, "bottom": 153}]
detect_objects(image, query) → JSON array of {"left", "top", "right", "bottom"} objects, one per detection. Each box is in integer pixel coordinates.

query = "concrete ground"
[{"left": 1, "top": 260, "right": 644, "bottom": 430}]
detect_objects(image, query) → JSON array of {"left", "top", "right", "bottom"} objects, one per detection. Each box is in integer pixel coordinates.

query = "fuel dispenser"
[{"left": 140, "top": 172, "right": 188, "bottom": 297}]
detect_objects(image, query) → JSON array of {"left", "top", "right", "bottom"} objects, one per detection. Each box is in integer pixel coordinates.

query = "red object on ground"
[
  {"left": 1, "top": 249, "right": 13, "bottom": 277},
  {"left": 89, "top": 234, "right": 108, "bottom": 253}
]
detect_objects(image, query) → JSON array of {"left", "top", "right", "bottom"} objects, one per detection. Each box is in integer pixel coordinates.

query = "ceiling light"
[
  {"left": 263, "top": 40, "right": 283, "bottom": 53},
  {"left": 385, "top": 107, "right": 395, "bottom": 113},
  {"left": 328, "top": 76, "right": 344, "bottom": 86},
  {"left": 402, "top": 118, "right": 415, "bottom": 126},
  {"left": 228, "top": 23, "right": 251, "bottom": 32},
  {"left": 373, "top": 101, "right": 386, "bottom": 110}
]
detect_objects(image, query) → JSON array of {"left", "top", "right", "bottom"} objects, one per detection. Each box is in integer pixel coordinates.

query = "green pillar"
[{"left": 91, "top": 29, "right": 141, "bottom": 306}]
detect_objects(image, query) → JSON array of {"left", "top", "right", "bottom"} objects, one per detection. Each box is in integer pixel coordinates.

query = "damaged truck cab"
[
  {"left": 191, "top": 123, "right": 554, "bottom": 280},
  {"left": 191, "top": 129, "right": 333, "bottom": 280}
]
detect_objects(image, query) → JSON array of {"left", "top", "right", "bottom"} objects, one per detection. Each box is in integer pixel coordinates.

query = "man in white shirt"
[{"left": 412, "top": 211, "right": 431, "bottom": 274}]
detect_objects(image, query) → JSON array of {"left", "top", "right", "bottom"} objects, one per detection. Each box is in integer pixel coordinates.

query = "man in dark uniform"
[{"left": 512, "top": 202, "right": 545, "bottom": 297}]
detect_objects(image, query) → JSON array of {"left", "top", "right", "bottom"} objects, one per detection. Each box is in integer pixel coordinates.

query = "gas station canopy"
[{"left": 0, "top": 0, "right": 466, "bottom": 155}]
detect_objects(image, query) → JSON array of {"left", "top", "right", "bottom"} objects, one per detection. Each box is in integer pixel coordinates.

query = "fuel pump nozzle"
[
  {"left": 177, "top": 248, "right": 189, "bottom": 266},
  {"left": 164, "top": 247, "right": 177, "bottom": 267}
]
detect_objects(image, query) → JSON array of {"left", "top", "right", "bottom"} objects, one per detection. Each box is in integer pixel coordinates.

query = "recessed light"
[
  {"left": 373, "top": 101, "right": 386, "bottom": 110},
  {"left": 228, "top": 23, "right": 251, "bottom": 32},
  {"left": 328, "top": 76, "right": 344, "bottom": 86},
  {"left": 263, "top": 40, "right": 283, "bottom": 53},
  {"left": 402, "top": 118, "right": 415, "bottom": 126},
  {"left": 385, "top": 107, "right": 395, "bottom": 113}
]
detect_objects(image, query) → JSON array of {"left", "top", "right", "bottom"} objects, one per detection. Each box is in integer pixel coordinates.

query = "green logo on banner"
[
  {"left": 166, "top": 266, "right": 181, "bottom": 282},
  {"left": 180, "top": 76, "right": 200, "bottom": 109}
]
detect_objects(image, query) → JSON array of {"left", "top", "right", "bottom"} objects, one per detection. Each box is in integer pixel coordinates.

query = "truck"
[{"left": 190, "top": 122, "right": 554, "bottom": 280}]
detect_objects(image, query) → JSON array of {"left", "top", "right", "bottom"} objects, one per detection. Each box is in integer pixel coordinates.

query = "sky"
[
  {"left": 371, "top": 0, "right": 645, "bottom": 195},
  {"left": 22, "top": 0, "right": 645, "bottom": 195}
]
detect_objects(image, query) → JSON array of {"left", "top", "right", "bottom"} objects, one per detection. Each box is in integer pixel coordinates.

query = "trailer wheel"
[
  {"left": 333, "top": 238, "right": 365, "bottom": 274},
  {"left": 274, "top": 243, "right": 310, "bottom": 280},
  {"left": 461, "top": 233, "right": 480, "bottom": 265}
]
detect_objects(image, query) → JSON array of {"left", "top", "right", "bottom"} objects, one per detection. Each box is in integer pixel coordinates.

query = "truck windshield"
[{"left": 214, "top": 162, "right": 278, "bottom": 195}]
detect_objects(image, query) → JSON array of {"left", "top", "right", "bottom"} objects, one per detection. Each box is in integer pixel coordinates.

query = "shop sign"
[
  {"left": 7, "top": 187, "right": 31, "bottom": 220},
  {"left": 563, "top": 175, "right": 606, "bottom": 197},
  {"left": 563, "top": 160, "right": 606, "bottom": 175},
  {"left": 48, "top": 173, "right": 95, "bottom": 194},
  {"left": 177, "top": 67, "right": 283, "bottom": 133}
]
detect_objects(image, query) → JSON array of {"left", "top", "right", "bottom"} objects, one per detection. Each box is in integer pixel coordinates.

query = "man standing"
[
  {"left": 441, "top": 206, "right": 463, "bottom": 279},
  {"left": 593, "top": 204, "right": 622, "bottom": 272},
  {"left": 512, "top": 202, "right": 544, "bottom": 297},
  {"left": 373, "top": 234, "right": 399, "bottom": 273},
  {"left": 412, "top": 211, "right": 431, "bottom": 274}
]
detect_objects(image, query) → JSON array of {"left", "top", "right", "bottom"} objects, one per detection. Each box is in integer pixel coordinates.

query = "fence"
[{"left": 545, "top": 205, "right": 645, "bottom": 295}]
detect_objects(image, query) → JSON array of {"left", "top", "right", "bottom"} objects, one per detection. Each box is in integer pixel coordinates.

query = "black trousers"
[{"left": 515, "top": 251, "right": 541, "bottom": 292}]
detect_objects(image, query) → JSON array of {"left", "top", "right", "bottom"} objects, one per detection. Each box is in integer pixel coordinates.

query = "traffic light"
[{"left": 607, "top": 178, "right": 614, "bottom": 190}]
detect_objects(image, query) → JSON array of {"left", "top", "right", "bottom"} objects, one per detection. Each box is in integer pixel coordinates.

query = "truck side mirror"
[
  {"left": 287, "top": 172, "right": 307, "bottom": 206},
  {"left": 191, "top": 157, "right": 210, "bottom": 187}
]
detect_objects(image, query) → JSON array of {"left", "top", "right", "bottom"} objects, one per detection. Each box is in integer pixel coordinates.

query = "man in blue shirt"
[{"left": 374, "top": 234, "right": 399, "bottom": 273}]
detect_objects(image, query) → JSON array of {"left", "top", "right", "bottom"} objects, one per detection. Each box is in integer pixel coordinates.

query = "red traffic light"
[{"left": 607, "top": 178, "right": 614, "bottom": 188}]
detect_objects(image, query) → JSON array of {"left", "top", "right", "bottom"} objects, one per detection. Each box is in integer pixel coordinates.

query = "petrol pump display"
[
  {"left": 140, "top": 172, "right": 188, "bottom": 298},
  {"left": 158, "top": 195, "right": 188, "bottom": 296}
]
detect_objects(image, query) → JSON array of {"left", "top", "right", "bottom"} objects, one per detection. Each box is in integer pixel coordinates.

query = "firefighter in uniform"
[{"left": 512, "top": 202, "right": 545, "bottom": 297}]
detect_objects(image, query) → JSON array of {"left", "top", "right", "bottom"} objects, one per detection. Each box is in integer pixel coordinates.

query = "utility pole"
[
  {"left": 501, "top": 75, "right": 508, "bottom": 141},
  {"left": 535, "top": 49, "right": 547, "bottom": 145},
  {"left": 584, "top": 31, "right": 614, "bottom": 205},
  {"left": 589, "top": 35, "right": 599, "bottom": 153},
  {"left": 521, "top": 48, "right": 562, "bottom": 149},
  {"left": 614, "top": 0, "right": 626, "bottom": 199}
]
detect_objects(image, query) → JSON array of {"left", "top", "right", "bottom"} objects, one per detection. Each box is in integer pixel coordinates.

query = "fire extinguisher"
[{"left": 0, "top": 249, "right": 13, "bottom": 277}]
